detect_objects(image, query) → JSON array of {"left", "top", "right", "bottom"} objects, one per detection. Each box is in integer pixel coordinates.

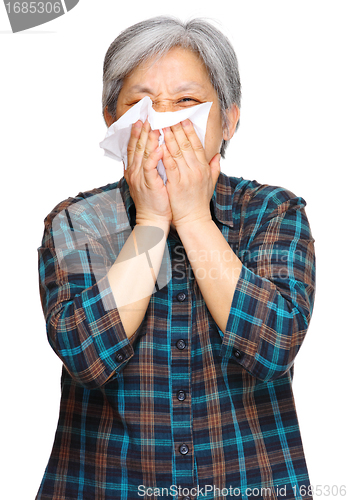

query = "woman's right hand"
[{"left": 124, "top": 119, "right": 172, "bottom": 228}]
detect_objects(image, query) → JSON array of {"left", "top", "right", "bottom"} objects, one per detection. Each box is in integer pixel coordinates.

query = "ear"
[
  {"left": 222, "top": 104, "right": 240, "bottom": 141},
  {"left": 104, "top": 106, "right": 116, "bottom": 127}
]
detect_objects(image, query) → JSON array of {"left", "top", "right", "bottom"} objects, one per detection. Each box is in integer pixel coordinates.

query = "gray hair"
[{"left": 102, "top": 16, "right": 241, "bottom": 158}]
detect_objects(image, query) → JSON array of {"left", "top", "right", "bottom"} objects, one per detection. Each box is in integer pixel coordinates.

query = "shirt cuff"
[
  {"left": 76, "top": 274, "right": 144, "bottom": 387},
  {"left": 218, "top": 264, "right": 273, "bottom": 373}
]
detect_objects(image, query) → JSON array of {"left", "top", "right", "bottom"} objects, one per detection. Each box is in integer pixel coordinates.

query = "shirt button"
[
  {"left": 179, "top": 443, "right": 189, "bottom": 455},
  {"left": 115, "top": 352, "right": 124, "bottom": 362},
  {"left": 176, "top": 390, "right": 186, "bottom": 401},
  {"left": 233, "top": 349, "right": 242, "bottom": 359},
  {"left": 176, "top": 339, "right": 186, "bottom": 350},
  {"left": 176, "top": 292, "right": 187, "bottom": 302}
]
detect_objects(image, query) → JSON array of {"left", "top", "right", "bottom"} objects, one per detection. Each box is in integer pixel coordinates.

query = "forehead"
[{"left": 123, "top": 47, "right": 212, "bottom": 90}]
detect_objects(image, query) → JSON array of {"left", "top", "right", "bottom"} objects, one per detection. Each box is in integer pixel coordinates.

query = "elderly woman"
[{"left": 36, "top": 16, "right": 315, "bottom": 500}]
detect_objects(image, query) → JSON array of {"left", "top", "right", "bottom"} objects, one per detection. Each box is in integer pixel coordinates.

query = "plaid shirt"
[{"left": 36, "top": 173, "right": 315, "bottom": 500}]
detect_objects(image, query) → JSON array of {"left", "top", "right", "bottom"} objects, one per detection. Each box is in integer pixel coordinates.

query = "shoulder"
[
  {"left": 42, "top": 179, "right": 123, "bottom": 227},
  {"left": 39, "top": 178, "right": 132, "bottom": 250},
  {"left": 218, "top": 173, "right": 308, "bottom": 229}
]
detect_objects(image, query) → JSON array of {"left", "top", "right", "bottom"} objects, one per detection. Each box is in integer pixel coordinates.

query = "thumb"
[{"left": 209, "top": 153, "right": 221, "bottom": 185}]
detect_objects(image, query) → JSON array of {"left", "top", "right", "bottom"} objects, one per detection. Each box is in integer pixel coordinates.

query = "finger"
[
  {"left": 142, "top": 128, "right": 160, "bottom": 164},
  {"left": 167, "top": 121, "right": 201, "bottom": 170},
  {"left": 181, "top": 119, "right": 207, "bottom": 165},
  {"left": 129, "top": 119, "right": 151, "bottom": 174},
  {"left": 127, "top": 120, "right": 143, "bottom": 170},
  {"left": 161, "top": 143, "right": 180, "bottom": 185},
  {"left": 162, "top": 125, "right": 188, "bottom": 171}
]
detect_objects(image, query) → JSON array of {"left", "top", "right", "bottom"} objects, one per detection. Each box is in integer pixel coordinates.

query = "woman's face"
[{"left": 114, "top": 47, "right": 238, "bottom": 163}]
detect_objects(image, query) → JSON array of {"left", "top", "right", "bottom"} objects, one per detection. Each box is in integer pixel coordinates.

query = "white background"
[{"left": 1, "top": 1, "right": 347, "bottom": 498}]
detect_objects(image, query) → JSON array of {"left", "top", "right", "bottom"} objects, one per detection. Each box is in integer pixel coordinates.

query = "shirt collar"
[{"left": 119, "top": 172, "right": 234, "bottom": 229}]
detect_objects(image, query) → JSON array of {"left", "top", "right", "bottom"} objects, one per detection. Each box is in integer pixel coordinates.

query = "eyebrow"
[{"left": 125, "top": 82, "right": 206, "bottom": 94}]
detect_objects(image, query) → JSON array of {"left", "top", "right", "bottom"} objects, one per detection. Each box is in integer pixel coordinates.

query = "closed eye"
[{"left": 178, "top": 97, "right": 198, "bottom": 103}]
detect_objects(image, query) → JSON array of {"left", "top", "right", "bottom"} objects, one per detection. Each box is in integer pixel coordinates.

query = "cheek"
[
  {"left": 205, "top": 113, "right": 224, "bottom": 154},
  {"left": 115, "top": 94, "right": 128, "bottom": 120},
  {"left": 115, "top": 103, "right": 123, "bottom": 121},
  {"left": 208, "top": 104, "right": 223, "bottom": 136}
]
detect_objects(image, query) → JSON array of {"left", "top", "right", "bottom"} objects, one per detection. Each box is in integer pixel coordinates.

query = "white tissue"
[{"left": 99, "top": 96, "right": 212, "bottom": 184}]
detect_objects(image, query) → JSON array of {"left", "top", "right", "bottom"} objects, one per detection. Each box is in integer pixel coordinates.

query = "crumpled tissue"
[{"left": 99, "top": 96, "right": 212, "bottom": 184}]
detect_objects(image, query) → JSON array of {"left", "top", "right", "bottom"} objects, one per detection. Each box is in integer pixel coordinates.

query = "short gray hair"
[{"left": 102, "top": 16, "right": 241, "bottom": 158}]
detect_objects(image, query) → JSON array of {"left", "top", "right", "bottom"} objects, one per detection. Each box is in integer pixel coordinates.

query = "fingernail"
[
  {"left": 134, "top": 120, "right": 142, "bottom": 128},
  {"left": 182, "top": 119, "right": 190, "bottom": 127}
]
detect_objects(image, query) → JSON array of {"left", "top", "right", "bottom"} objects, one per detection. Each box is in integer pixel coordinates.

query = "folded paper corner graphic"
[
  {"left": 3, "top": 0, "right": 80, "bottom": 33},
  {"left": 64, "top": 0, "right": 79, "bottom": 11}
]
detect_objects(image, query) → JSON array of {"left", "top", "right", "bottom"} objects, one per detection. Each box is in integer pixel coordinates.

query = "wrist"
[
  {"left": 174, "top": 213, "right": 213, "bottom": 232},
  {"left": 136, "top": 217, "right": 171, "bottom": 234}
]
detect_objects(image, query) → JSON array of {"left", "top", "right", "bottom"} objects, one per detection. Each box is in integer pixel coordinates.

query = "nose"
[{"left": 151, "top": 101, "right": 175, "bottom": 113}]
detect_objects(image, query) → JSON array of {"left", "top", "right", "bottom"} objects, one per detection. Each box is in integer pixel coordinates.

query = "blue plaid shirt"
[{"left": 36, "top": 173, "right": 315, "bottom": 500}]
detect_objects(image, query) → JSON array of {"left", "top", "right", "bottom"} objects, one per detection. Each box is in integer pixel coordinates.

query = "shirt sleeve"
[
  {"left": 218, "top": 185, "right": 316, "bottom": 382},
  {"left": 38, "top": 195, "right": 143, "bottom": 390}
]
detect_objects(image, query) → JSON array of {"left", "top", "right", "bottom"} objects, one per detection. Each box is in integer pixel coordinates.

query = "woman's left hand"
[{"left": 161, "top": 119, "right": 221, "bottom": 228}]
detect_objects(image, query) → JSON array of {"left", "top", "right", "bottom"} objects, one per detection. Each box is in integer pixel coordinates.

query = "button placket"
[{"left": 169, "top": 238, "right": 194, "bottom": 483}]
